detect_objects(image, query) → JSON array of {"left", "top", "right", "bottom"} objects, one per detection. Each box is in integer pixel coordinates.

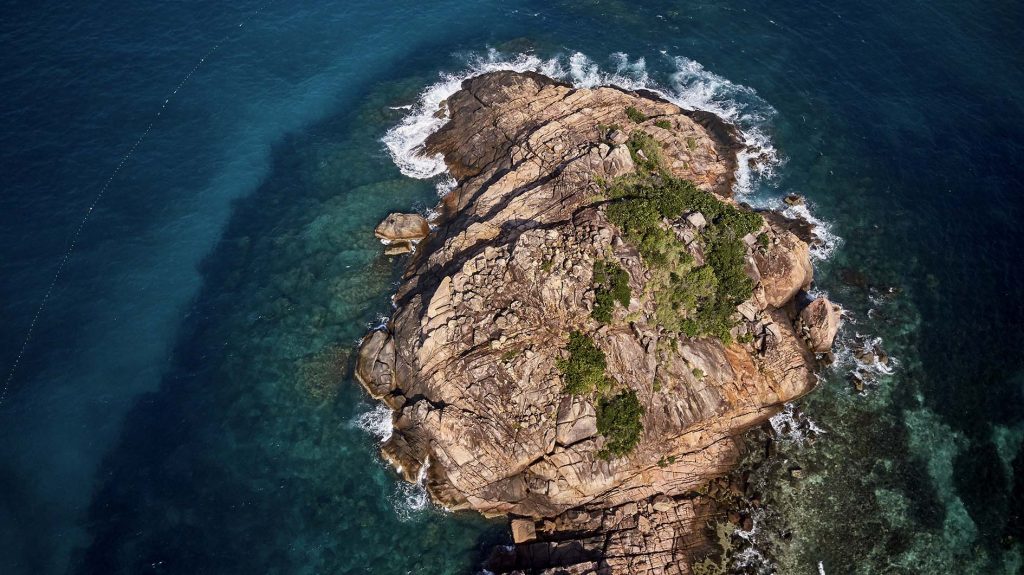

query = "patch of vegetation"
[
  {"left": 756, "top": 232, "right": 769, "bottom": 249},
  {"left": 591, "top": 260, "right": 631, "bottom": 324},
  {"left": 601, "top": 131, "right": 763, "bottom": 342},
  {"left": 596, "top": 390, "right": 645, "bottom": 459},
  {"left": 654, "top": 119, "right": 672, "bottom": 130},
  {"left": 692, "top": 367, "right": 705, "bottom": 379},
  {"left": 625, "top": 106, "right": 647, "bottom": 123},
  {"left": 557, "top": 331, "right": 610, "bottom": 395},
  {"left": 501, "top": 349, "right": 518, "bottom": 362},
  {"left": 541, "top": 258, "right": 554, "bottom": 273},
  {"left": 556, "top": 331, "right": 645, "bottom": 458},
  {"left": 622, "top": 130, "right": 663, "bottom": 173},
  {"left": 597, "top": 123, "right": 623, "bottom": 143},
  {"left": 686, "top": 136, "right": 697, "bottom": 151}
]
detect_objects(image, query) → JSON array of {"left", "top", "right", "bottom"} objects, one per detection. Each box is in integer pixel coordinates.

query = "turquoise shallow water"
[{"left": 1, "top": 1, "right": 1021, "bottom": 573}]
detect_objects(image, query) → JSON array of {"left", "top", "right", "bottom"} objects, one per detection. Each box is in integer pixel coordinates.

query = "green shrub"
[
  {"left": 625, "top": 106, "right": 647, "bottom": 123},
  {"left": 654, "top": 119, "right": 672, "bottom": 130},
  {"left": 557, "top": 331, "right": 608, "bottom": 395},
  {"left": 596, "top": 390, "right": 644, "bottom": 458},
  {"left": 592, "top": 260, "right": 631, "bottom": 324},
  {"left": 600, "top": 131, "right": 763, "bottom": 342},
  {"left": 624, "top": 131, "right": 663, "bottom": 173}
]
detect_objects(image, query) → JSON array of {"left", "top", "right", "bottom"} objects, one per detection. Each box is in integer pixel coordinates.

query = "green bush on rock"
[
  {"left": 601, "top": 130, "right": 763, "bottom": 342},
  {"left": 596, "top": 390, "right": 644, "bottom": 459},
  {"left": 592, "top": 260, "right": 631, "bottom": 324},
  {"left": 557, "top": 331, "right": 609, "bottom": 395},
  {"left": 556, "top": 332, "right": 644, "bottom": 457},
  {"left": 624, "top": 106, "right": 647, "bottom": 123}
]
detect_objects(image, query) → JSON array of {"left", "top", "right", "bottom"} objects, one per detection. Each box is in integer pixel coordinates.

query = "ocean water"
[{"left": 1, "top": 1, "right": 1021, "bottom": 574}]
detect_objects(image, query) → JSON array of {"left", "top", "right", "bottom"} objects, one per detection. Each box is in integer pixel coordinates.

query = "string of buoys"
[{"left": 0, "top": 1, "right": 276, "bottom": 409}]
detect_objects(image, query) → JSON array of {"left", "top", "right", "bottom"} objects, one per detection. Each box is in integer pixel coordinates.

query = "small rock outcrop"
[
  {"left": 798, "top": 297, "right": 843, "bottom": 353},
  {"left": 374, "top": 212, "right": 429, "bottom": 254},
  {"left": 356, "top": 71, "right": 839, "bottom": 573}
]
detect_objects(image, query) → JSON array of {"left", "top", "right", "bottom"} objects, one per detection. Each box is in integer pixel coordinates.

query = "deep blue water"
[{"left": 1, "top": 1, "right": 1021, "bottom": 574}]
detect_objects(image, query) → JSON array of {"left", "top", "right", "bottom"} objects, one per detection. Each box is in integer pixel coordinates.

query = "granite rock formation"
[{"left": 356, "top": 70, "right": 838, "bottom": 573}]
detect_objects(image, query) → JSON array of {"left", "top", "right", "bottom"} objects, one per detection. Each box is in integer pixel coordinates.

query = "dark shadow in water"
[{"left": 69, "top": 37, "right": 521, "bottom": 575}]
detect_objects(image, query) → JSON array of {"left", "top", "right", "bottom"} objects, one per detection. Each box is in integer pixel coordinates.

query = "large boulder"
[
  {"left": 374, "top": 213, "right": 429, "bottom": 243},
  {"left": 754, "top": 229, "right": 813, "bottom": 308},
  {"left": 798, "top": 297, "right": 842, "bottom": 352}
]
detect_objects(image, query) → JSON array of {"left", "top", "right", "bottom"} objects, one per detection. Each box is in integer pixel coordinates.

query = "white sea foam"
[
  {"left": 781, "top": 201, "right": 841, "bottom": 260},
  {"left": 833, "top": 333, "right": 897, "bottom": 377},
  {"left": 355, "top": 402, "right": 393, "bottom": 442},
  {"left": 667, "top": 55, "right": 780, "bottom": 194},
  {"left": 382, "top": 50, "right": 563, "bottom": 181},
  {"left": 732, "top": 545, "right": 772, "bottom": 572},
  {"left": 434, "top": 174, "right": 457, "bottom": 197},
  {"left": 769, "top": 403, "right": 825, "bottom": 444},
  {"left": 393, "top": 457, "right": 433, "bottom": 521}
]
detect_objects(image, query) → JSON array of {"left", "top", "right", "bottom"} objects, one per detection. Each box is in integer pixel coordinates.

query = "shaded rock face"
[
  {"left": 356, "top": 71, "right": 829, "bottom": 573},
  {"left": 487, "top": 494, "right": 719, "bottom": 575}
]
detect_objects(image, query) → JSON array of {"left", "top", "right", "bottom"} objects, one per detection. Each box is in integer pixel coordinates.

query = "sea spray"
[
  {"left": 667, "top": 55, "right": 780, "bottom": 194},
  {"left": 355, "top": 402, "right": 394, "bottom": 442},
  {"left": 394, "top": 456, "right": 433, "bottom": 521},
  {"left": 769, "top": 403, "right": 825, "bottom": 445},
  {"left": 781, "top": 201, "right": 842, "bottom": 260},
  {"left": 382, "top": 50, "right": 563, "bottom": 180}
]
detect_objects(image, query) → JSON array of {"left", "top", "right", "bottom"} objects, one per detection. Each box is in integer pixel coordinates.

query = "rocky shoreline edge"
[{"left": 356, "top": 70, "right": 840, "bottom": 574}]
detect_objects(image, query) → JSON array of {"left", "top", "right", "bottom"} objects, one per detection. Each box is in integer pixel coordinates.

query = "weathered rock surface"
[
  {"left": 487, "top": 494, "right": 719, "bottom": 575},
  {"left": 753, "top": 227, "right": 813, "bottom": 308},
  {"left": 375, "top": 212, "right": 429, "bottom": 241},
  {"left": 374, "top": 212, "right": 429, "bottom": 254},
  {"left": 798, "top": 296, "right": 843, "bottom": 352},
  {"left": 356, "top": 71, "right": 831, "bottom": 573}
]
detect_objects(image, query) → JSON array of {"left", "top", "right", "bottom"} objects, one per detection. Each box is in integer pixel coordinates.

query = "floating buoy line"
[{"left": 0, "top": 2, "right": 275, "bottom": 408}]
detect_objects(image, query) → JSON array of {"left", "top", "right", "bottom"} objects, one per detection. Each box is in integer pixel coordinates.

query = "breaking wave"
[
  {"left": 381, "top": 51, "right": 563, "bottom": 182},
  {"left": 769, "top": 403, "right": 825, "bottom": 445},
  {"left": 393, "top": 458, "right": 432, "bottom": 521},
  {"left": 355, "top": 402, "right": 393, "bottom": 442}
]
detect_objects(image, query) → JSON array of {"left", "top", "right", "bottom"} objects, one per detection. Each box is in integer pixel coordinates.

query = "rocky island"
[{"left": 359, "top": 71, "right": 839, "bottom": 574}]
